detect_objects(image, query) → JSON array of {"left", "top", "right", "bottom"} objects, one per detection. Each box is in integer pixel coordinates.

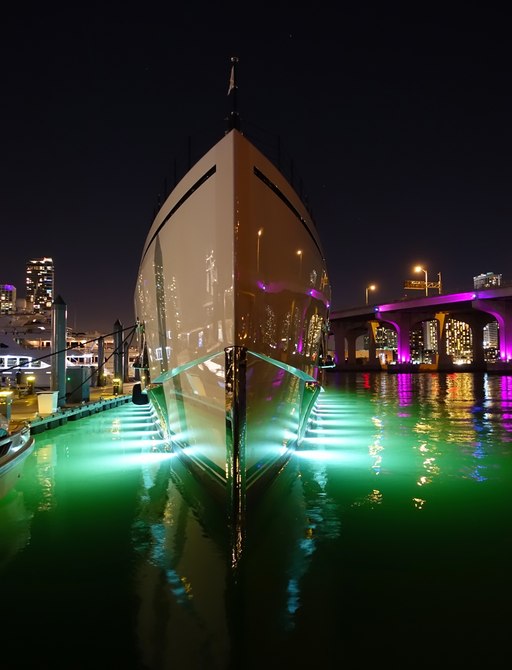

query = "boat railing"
[{"left": 152, "top": 121, "right": 316, "bottom": 223}]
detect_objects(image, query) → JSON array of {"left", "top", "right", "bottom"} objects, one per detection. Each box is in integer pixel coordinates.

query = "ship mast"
[{"left": 226, "top": 56, "right": 240, "bottom": 131}]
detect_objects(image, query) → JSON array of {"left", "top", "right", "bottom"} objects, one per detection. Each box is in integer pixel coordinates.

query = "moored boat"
[
  {"left": 133, "top": 59, "right": 332, "bottom": 544},
  {"left": 0, "top": 420, "right": 35, "bottom": 499},
  {"left": 0, "top": 335, "right": 52, "bottom": 389},
  {"left": 0, "top": 334, "right": 119, "bottom": 392}
]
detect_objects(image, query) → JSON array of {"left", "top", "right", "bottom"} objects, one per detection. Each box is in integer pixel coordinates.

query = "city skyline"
[
  {"left": 1, "top": 6, "right": 511, "bottom": 332},
  {"left": 1, "top": 262, "right": 506, "bottom": 333}
]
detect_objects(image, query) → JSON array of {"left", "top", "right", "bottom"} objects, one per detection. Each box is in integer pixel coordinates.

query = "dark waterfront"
[{"left": 1, "top": 371, "right": 512, "bottom": 669}]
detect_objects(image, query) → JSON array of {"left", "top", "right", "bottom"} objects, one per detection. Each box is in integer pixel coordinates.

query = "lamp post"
[
  {"left": 297, "top": 249, "right": 303, "bottom": 278},
  {"left": 365, "top": 284, "right": 376, "bottom": 305},
  {"left": 414, "top": 265, "right": 428, "bottom": 296}
]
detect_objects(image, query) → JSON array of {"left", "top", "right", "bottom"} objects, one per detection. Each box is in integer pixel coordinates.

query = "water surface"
[{"left": 1, "top": 371, "right": 511, "bottom": 668}]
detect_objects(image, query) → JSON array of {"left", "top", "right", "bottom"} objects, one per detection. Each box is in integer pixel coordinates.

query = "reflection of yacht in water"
[
  {"left": 133, "top": 454, "right": 232, "bottom": 668},
  {"left": 133, "top": 58, "right": 332, "bottom": 536},
  {"left": 132, "top": 447, "right": 316, "bottom": 668},
  {"left": 0, "top": 489, "right": 33, "bottom": 569}
]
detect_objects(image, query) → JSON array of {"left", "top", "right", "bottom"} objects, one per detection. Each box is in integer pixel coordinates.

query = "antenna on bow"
[{"left": 226, "top": 56, "right": 240, "bottom": 132}]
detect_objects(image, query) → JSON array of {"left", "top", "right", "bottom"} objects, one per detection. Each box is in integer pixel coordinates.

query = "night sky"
[{"left": 1, "top": 5, "right": 511, "bottom": 333}]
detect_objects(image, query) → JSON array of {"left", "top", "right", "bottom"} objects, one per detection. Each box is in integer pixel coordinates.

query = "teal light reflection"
[
  {"left": 113, "top": 449, "right": 175, "bottom": 468},
  {"left": 295, "top": 449, "right": 345, "bottom": 463}
]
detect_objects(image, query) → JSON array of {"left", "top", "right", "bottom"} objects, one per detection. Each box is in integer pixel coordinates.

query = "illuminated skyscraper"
[
  {"left": 483, "top": 321, "right": 499, "bottom": 349},
  {"left": 446, "top": 318, "right": 472, "bottom": 363},
  {"left": 423, "top": 320, "right": 438, "bottom": 351},
  {"left": 0, "top": 283, "right": 16, "bottom": 314},
  {"left": 26, "top": 257, "right": 54, "bottom": 313}
]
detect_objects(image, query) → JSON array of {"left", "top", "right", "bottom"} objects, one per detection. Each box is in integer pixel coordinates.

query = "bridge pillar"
[
  {"left": 463, "top": 312, "right": 489, "bottom": 370},
  {"left": 435, "top": 313, "right": 452, "bottom": 370},
  {"left": 330, "top": 320, "right": 347, "bottom": 368},
  {"left": 367, "top": 321, "right": 382, "bottom": 370},
  {"left": 346, "top": 331, "right": 359, "bottom": 366},
  {"left": 368, "top": 321, "right": 377, "bottom": 360},
  {"left": 330, "top": 321, "right": 370, "bottom": 369},
  {"left": 377, "top": 311, "right": 412, "bottom": 363}
]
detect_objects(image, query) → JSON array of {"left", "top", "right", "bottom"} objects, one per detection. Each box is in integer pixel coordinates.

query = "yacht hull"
[{"left": 134, "top": 129, "right": 331, "bottom": 521}]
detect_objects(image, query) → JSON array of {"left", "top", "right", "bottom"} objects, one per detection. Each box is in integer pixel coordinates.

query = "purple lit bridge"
[{"left": 329, "top": 285, "right": 512, "bottom": 372}]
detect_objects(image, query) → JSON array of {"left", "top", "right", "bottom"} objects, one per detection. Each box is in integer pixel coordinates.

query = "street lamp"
[
  {"left": 365, "top": 284, "right": 376, "bottom": 305},
  {"left": 414, "top": 265, "right": 428, "bottom": 296},
  {"left": 297, "top": 249, "right": 303, "bottom": 277}
]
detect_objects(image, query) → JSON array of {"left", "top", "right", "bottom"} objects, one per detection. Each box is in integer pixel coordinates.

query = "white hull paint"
[
  {"left": 134, "top": 129, "right": 331, "bottom": 524},
  {"left": 0, "top": 423, "right": 34, "bottom": 499}
]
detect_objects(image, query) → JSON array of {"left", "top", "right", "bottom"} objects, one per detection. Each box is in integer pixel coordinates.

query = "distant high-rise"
[
  {"left": 473, "top": 272, "right": 502, "bottom": 289},
  {"left": 423, "top": 320, "right": 438, "bottom": 352},
  {"left": 483, "top": 321, "right": 499, "bottom": 349},
  {"left": 0, "top": 283, "right": 16, "bottom": 314},
  {"left": 26, "top": 257, "right": 54, "bottom": 313},
  {"left": 446, "top": 318, "right": 473, "bottom": 362}
]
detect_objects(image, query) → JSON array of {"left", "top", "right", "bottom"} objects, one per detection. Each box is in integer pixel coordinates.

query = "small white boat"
[{"left": 0, "top": 420, "right": 35, "bottom": 499}]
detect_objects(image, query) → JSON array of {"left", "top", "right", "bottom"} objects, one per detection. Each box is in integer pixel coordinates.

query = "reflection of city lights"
[
  {"left": 412, "top": 497, "right": 426, "bottom": 510},
  {"left": 351, "top": 489, "right": 383, "bottom": 508}
]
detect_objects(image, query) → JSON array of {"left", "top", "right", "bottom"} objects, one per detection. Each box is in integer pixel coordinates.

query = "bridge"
[{"left": 328, "top": 285, "right": 512, "bottom": 373}]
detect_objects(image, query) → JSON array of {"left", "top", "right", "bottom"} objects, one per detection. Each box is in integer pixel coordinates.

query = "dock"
[{"left": 5, "top": 383, "right": 136, "bottom": 435}]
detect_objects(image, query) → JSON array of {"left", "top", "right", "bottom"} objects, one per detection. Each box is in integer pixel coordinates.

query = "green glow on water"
[
  {"left": 295, "top": 448, "right": 349, "bottom": 463},
  {"left": 1, "top": 372, "right": 512, "bottom": 668}
]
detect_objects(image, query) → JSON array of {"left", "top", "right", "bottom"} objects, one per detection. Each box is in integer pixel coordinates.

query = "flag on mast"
[{"left": 227, "top": 64, "right": 235, "bottom": 95}]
